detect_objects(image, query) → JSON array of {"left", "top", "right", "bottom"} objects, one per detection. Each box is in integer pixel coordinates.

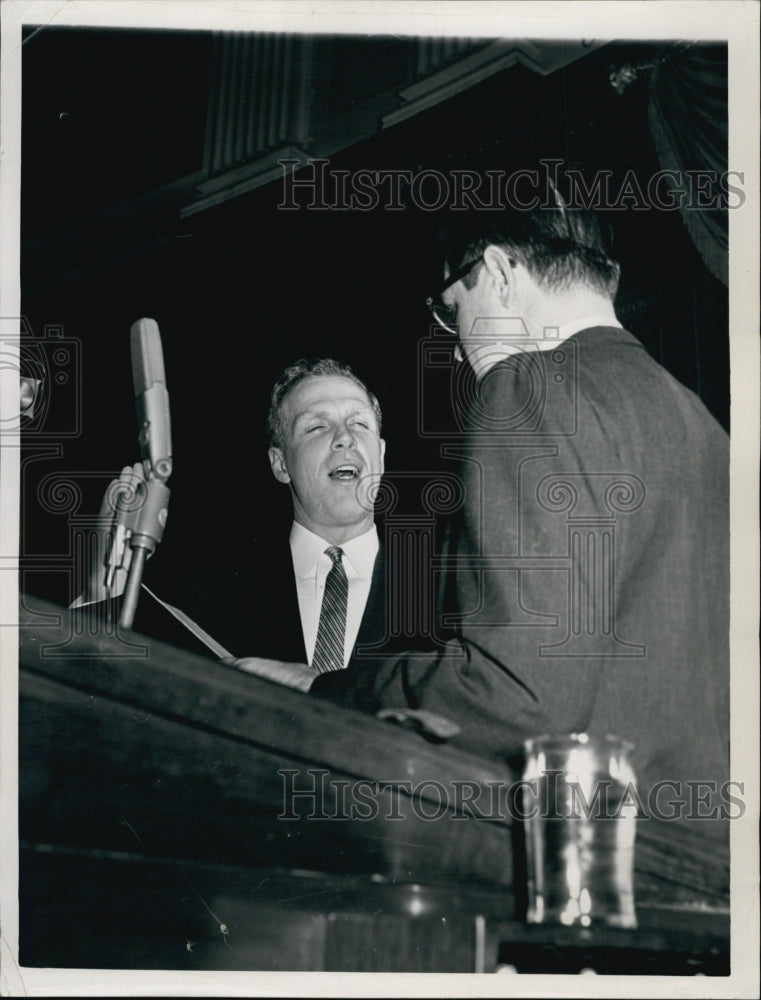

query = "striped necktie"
[{"left": 312, "top": 546, "right": 348, "bottom": 673}]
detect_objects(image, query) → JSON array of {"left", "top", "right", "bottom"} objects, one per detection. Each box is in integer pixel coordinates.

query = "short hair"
[
  {"left": 441, "top": 192, "right": 621, "bottom": 298},
  {"left": 266, "top": 358, "right": 382, "bottom": 447}
]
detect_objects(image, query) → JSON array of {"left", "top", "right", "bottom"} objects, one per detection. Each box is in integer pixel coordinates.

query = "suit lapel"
[
  {"left": 220, "top": 540, "right": 308, "bottom": 663},
  {"left": 354, "top": 548, "right": 387, "bottom": 654},
  {"left": 268, "top": 541, "right": 309, "bottom": 663}
]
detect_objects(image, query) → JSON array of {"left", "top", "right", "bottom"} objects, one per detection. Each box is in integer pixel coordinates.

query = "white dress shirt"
[
  {"left": 471, "top": 313, "right": 622, "bottom": 380},
  {"left": 554, "top": 314, "right": 622, "bottom": 340},
  {"left": 289, "top": 521, "right": 379, "bottom": 668}
]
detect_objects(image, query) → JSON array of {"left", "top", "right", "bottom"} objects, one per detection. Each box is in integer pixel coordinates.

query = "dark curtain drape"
[{"left": 648, "top": 44, "right": 729, "bottom": 286}]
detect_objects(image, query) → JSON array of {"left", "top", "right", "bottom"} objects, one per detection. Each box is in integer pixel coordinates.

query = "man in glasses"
[
  {"left": 319, "top": 198, "right": 729, "bottom": 811},
  {"left": 242, "top": 199, "right": 729, "bottom": 818}
]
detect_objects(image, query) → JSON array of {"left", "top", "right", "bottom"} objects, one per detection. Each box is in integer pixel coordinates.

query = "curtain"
[{"left": 648, "top": 44, "right": 728, "bottom": 286}]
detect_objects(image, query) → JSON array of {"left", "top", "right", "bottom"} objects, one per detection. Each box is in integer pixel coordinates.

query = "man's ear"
[
  {"left": 482, "top": 244, "right": 516, "bottom": 306},
  {"left": 268, "top": 446, "right": 291, "bottom": 484},
  {"left": 379, "top": 437, "right": 386, "bottom": 475}
]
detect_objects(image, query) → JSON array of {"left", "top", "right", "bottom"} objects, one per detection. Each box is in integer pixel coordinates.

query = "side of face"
[
  {"left": 268, "top": 374, "right": 386, "bottom": 544},
  {"left": 443, "top": 245, "right": 524, "bottom": 371}
]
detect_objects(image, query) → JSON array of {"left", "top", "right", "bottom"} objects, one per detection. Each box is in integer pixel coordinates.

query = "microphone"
[
  {"left": 119, "top": 319, "right": 173, "bottom": 629},
  {"left": 131, "top": 317, "right": 172, "bottom": 482}
]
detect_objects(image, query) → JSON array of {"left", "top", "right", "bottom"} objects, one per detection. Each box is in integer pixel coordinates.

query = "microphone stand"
[
  {"left": 117, "top": 316, "right": 173, "bottom": 632},
  {"left": 119, "top": 474, "right": 170, "bottom": 630}
]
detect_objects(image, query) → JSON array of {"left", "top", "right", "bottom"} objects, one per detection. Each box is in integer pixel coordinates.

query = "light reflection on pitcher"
[{"left": 522, "top": 733, "right": 638, "bottom": 929}]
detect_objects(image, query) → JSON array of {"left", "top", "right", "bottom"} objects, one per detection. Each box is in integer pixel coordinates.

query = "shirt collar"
[
  {"left": 290, "top": 521, "right": 378, "bottom": 579},
  {"left": 471, "top": 312, "right": 623, "bottom": 381},
  {"left": 555, "top": 313, "right": 622, "bottom": 340}
]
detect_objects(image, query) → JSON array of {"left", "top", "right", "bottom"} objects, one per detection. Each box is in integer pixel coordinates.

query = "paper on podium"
[{"left": 141, "top": 583, "right": 233, "bottom": 660}]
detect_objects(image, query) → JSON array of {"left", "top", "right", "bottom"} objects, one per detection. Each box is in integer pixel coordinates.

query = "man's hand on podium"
[{"left": 223, "top": 656, "right": 315, "bottom": 693}]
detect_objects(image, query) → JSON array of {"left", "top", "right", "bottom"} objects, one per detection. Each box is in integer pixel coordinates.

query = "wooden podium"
[{"left": 19, "top": 596, "right": 729, "bottom": 973}]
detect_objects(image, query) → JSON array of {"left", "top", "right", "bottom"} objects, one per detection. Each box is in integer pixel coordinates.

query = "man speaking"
[
  {"left": 262, "top": 357, "right": 387, "bottom": 672},
  {"left": 74, "top": 358, "right": 397, "bottom": 673}
]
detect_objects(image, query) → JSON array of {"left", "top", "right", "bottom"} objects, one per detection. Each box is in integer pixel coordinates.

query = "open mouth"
[{"left": 329, "top": 464, "right": 361, "bottom": 481}]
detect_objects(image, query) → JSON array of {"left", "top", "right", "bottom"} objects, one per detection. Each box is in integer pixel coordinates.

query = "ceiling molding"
[
  {"left": 383, "top": 39, "right": 606, "bottom": 128},
  {"left": 181, "top": 145, "right": 310, "bottom": 218}
]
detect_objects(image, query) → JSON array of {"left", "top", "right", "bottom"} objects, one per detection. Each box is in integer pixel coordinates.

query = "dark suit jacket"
[
  {"left": 91, "top": 533, "right": 417, "bottom": 666},
  {"left": 312, "top": 327, "right": 730, "bottom": 813},
  {"left": 178, "top": 540, "right": 413, "bottom": 663}
]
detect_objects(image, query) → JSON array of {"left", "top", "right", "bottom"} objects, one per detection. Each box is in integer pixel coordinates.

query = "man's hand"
[
  {"left": 70, "top": 463, "right": 145, "bottom": 608},
  {"left": 223, "top": 656, "right": 315, "bottom": 693}
]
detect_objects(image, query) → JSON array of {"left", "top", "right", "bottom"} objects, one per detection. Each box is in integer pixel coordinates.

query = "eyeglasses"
[{"left": 425, "top": 255, "right": 483, "bottom": 334}]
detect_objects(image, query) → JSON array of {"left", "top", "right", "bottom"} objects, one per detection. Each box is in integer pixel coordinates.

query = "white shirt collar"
[
  {"left": 555, "top": 314, "right": 622, "bottom": 340},
  {"left": 290, "top": 521, "right": 378, "bottom": 580},
  {"left": 470, "top": 312, "right": 623, "bottom": 381}
]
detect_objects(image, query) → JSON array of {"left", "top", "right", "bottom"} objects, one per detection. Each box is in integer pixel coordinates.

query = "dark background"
[{"left": 19, "top": 29, "right": 728, "bottom": 609}]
